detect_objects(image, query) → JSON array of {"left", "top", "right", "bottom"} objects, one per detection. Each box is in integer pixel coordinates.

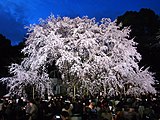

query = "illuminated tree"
[{"left": 0, "top": 16, "right": 156, "bottom": 96}]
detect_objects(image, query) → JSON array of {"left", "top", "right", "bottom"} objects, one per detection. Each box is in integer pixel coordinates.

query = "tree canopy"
[{"left": 0, "top": 16, "right": 156, "bottom": 97}]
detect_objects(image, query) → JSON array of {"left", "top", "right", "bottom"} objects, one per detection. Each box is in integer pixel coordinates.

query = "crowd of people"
[{"left": 0, "top": 93, "right": 160, "bottom": 120}]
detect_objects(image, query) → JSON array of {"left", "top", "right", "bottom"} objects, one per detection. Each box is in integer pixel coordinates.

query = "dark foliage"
[
  {"left": 117, "top": 8, "right": 160, "bottom": 91},
  {"left": 0, "top": 34, "right": 25, "bottom": 96}
]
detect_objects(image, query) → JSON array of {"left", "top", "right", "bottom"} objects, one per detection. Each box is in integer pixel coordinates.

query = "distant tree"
[
  {"left": 117, "top": 8, "right": 159, "bottom": 38},
  {"left": 0, "top": 34, "right": 11, "bottom": 46},
  {"left": 0, "top": 34, "right": 24, "bottom": 77},
  {"left": 0, "top": 16, "right": 156, "bottom": 97},
  {"left": 117, "top": 8, "right": 160, "bottom": 79},
  {"left": 0, "top": 34, "right": 24, "bottom": 96},
  {"left": 0, "top": 34, "right": 12, "bottom": 77}
]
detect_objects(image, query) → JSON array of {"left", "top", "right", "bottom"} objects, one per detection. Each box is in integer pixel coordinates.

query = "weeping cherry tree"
[{"left": 0, "top": 16, "right": 156, "bottom": 97}]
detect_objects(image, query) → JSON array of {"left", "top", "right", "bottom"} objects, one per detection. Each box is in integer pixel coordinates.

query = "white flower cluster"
[{"left": 0, "top": 16, "right": 156, "bottom": 96}]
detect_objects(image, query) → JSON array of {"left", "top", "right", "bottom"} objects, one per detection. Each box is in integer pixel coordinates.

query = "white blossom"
[{"left": 0, "top": 15, "right": 156, "bottom": 96}]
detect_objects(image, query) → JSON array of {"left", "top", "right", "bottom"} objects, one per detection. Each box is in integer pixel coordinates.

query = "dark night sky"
[{"left": 0, "top": 0, "right": 160, "bottom": 45}]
